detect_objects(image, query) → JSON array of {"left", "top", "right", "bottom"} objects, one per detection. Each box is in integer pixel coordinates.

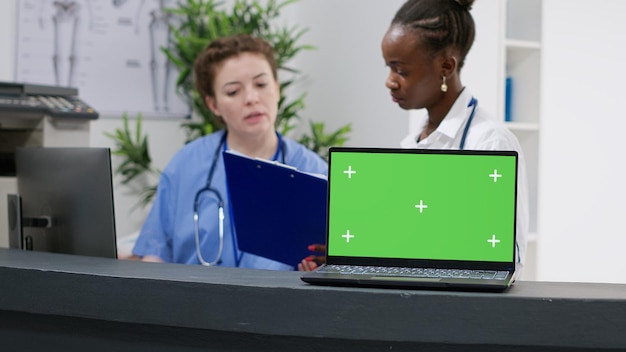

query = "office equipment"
[
  {"left": 0, "top": 82, "right": 97, "bottom": 247},
  {"left": 223, "top": 151, "right": 327, "bottom": 267},
  {"left": 301, "top": 147, "right": 518, "bottom": 291},
  {"left": 0, "top": 81, "right": 98, "bottom": 120},
  {"left": 0, "top": 81, "right": 98, "bottom": 177},
  {"left": 9, "top": 147, "right": 117, "bottom": 258}
]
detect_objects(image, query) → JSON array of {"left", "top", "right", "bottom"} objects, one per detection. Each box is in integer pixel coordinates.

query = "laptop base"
[{"left": 301, "top": 268, "right": 515, "bottom": 292}]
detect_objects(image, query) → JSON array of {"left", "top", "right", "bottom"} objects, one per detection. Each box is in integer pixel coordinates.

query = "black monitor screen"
[{"left": 15, "top": 147, "right": 117, "bottom": 258}]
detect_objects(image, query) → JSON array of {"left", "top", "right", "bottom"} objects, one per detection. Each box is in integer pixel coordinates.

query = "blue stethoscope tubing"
[
  {"left": 459, "top": 97, "right": 478, "bottom": 150},
  {"left": 193, "top": 131, "right": 286, "bottom": 266},
  {"left": 193, "top": 133, "right": 226, "bottom": 266}
]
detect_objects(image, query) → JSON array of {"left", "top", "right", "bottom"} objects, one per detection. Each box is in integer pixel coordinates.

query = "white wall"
[{"left": 538, "top": 0, "right": 626, "bottom": 283}]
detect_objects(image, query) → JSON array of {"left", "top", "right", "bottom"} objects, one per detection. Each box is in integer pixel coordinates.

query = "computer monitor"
[{"left": 10, "top": 147, "right": 118, "bottom": 258}]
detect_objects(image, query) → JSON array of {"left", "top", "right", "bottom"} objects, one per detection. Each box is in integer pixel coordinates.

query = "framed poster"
[{"left": 15, "top": 0, "right": 189, "bottom": 118}]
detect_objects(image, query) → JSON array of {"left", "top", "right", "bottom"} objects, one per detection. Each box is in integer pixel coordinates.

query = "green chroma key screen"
[{"left": 327, "top": 150, "right": 517, "bottom": 262}]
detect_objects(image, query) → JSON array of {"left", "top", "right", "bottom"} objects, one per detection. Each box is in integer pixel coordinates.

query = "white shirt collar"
[{"left": 400, "top": 89, "right": 474, "bottom": 148}]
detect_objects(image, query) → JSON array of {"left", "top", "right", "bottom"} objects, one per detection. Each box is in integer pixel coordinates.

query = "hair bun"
[{"left": 455, "top": 0, "right": 474, "bottom": 11}]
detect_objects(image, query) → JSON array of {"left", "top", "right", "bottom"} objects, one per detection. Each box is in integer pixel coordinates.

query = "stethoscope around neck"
[
  {"left": 192, "top": 131, "right": 286, "bottom": 266},
  {"left": 459, "top": 97, "right": 478, "bottom": 150}
]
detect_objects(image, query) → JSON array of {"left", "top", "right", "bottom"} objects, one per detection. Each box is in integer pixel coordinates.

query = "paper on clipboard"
[{"left": 223, "top": 151, "right": 327, "bottom": 267}]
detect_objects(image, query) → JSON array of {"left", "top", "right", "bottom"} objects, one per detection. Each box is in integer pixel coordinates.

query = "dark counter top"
[{"left": 1, "top": 248, "right": 625, "bottom": 351}]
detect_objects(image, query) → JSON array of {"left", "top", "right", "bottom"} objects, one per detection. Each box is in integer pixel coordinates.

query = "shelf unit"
[
  {"left": 503, "top": 0, "right": 542, "bottom": 280},
  {"left": 504, "top": 0, "right": 541, "bottom": 231}
]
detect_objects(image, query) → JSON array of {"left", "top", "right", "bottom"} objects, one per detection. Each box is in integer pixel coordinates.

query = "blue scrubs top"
[{"left": 132, "top": 130, "right": 328, "bottom": 269}]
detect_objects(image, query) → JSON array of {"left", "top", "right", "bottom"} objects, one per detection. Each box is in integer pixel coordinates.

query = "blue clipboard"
[{"left": 223, "top": 151, "right": 327, "bottom": 267}]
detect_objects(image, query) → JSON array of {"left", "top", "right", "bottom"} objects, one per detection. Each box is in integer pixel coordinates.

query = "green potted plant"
[{"left": 107, "top": 0, "right": 351, "bottom": 208}]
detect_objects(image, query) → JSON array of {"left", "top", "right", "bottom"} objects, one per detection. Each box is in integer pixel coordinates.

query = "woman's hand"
[
  {"left": 298, "top": 259, "right": 319, "bottom": 271},
  {"left": 297, "top": 244, "right": 327, "bottom": 271},
  {"left": 141, "top": 255, "right": 165, "bottom": 263}
]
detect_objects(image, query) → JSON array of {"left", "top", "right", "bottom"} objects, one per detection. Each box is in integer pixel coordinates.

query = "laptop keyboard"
[{"left": 320, "top": 265, "right": 509, "bottom": 280}]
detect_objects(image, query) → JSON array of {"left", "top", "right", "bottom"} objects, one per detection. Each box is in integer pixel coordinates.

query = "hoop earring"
[{"left": 440, "top": 76, "right": 448, "bottom": 92}]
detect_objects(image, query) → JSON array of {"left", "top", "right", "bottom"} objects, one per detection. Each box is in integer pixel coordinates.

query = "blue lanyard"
[{"left": 459, "top": 97, "right": 478, "bottom": 150}]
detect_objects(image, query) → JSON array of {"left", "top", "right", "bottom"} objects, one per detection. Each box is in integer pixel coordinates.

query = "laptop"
[{"left": 301, "top": 147, "right": 518, "bottom": 291}]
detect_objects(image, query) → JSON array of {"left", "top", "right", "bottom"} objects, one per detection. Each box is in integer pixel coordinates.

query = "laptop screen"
[{"left": 326, "top": 148, "right": 517, "bottom": 264}]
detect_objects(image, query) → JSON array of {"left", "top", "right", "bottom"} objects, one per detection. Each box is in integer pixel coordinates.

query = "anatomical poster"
[{"left": 15, "top": 0, "right": 189, "bottom": 118}]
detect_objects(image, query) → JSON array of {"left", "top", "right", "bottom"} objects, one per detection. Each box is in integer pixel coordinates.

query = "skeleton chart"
[{"left": 15, "top": 0, "right": 188, "bottom": 118}]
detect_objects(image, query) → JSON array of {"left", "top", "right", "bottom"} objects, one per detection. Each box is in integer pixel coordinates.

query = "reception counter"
[{"left": 1, "top": 248, "right": 625, "bottom": 351}]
